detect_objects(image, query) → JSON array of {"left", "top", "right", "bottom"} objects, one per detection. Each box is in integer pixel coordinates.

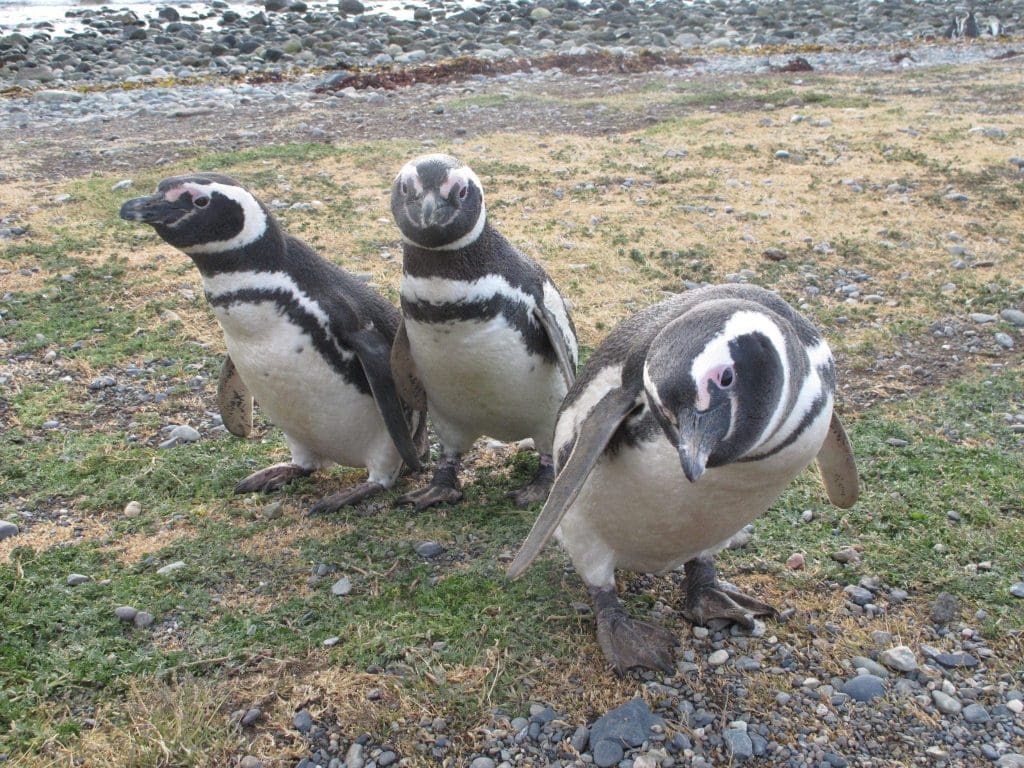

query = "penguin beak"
[
  {"left": 418, "top": 193, "right": 452, "bottom": 227},
  {"left": 675, "top": 406, "right": 730, "bottom": 483},
  {"left": 119, "top": 193, "right": 188, "bottom": 226}
]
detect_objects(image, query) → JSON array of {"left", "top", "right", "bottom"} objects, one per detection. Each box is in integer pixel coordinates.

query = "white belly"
[
  {"left": 405, "top": 314, "right": 566, "bottom": 453},
  {"left": 214, "top": 302, "right": 400, "bottom": 476},
  {"left": 555, "top": 404, "right": 832, "bottom": 588}
]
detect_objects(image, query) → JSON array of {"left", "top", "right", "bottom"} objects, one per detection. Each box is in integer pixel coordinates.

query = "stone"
[
  {"left": 111, "top": 180, "right": 134, "bottom": 191},
  {"left": 1000, "top": 309, "right": 1024, "bottom": 327},
  {"left": 88, "top": 376, "right": 116, "bottom": 390},
  {"left": 293, "top": 709, "right": 313, "bottom": 733},
  {"left": 331, "top": 576, "right": 352, "bottom": 596},
  {"left": 844, "top": 585, "right": 873, "bottom": 606},
  {"left": 261, "top": 501, "right": 283, "bottom": 520},
  {"left": 962, "top": 703, "right": 990, "bottom": 723},
  {"left": 239, "top": 757, "right": 262, "bottom": 768},
  {"left": 0, "top": 520, "right": 19, "bottom": 541},
  {"left": 114, "top": 606, "right": 138, "bottom": 622},
  {"left": 850, "top": 656, "right": 889, "bottom": 678},
  {"left": 338, "top": 0, "right": 365, "bottom": 14},
  {"left": 345, "top": 743, "right": 364, "bottom": 768},
  {"left": 879, "top": 645, "right": 917, "bottom": 673},
  {"left": 995, "top": 332, "right": 1015, "bottom": 349},
  {"left": 840, "top": 675, "right": 886, "bottom": 702},
  {"left": 786, "top": 552, "right": 805, "bottom": 570},
  {"left": 724, "top": 727, "right": 753, "bottom": 760},
  {"left": 157, "top": 560, "right": 185, "bottom": 575},
  {"left": 133, "top": 611, "right": 154, "bottom": 628},
  {"left": 240, "top": 707, "right": 262, "bottom": 726},
  {"left": 1010, "top": 582, "right": 1024, "bottom": 599},
  {"left": 469, "top": 758, "right": 495, "bottom": 768},
  {"left": 590, "top": 699, "right": 664, "bottom": 751},
  {"left": 168, "top": 425, "right": 201, "bottom": 443},
  {"left": 592, "top": 740, "right": 624, "bottom": 768},
  {"left": 530, "top": 7, "right": 553, "bottom": 20},
  {"left": 414, "top": 541, "right": 444, "bottom": 558},
  {"left": 570, "top": 724, "right": 589, "bottom": 752},
  {"left": 831, "top": 546, "right": 861, "bottom": 564},
  {"left": 933, "top": 652, "right": 979, "bottom": 669},
  {"left": 123, "top": 501, "right": 142, "bottom": 518},
  {"left": 708, "top": 649, "right": 729, "bottom": 666},
  {"left": 930, "top": 591, "right": 959, "bottom": 624},
  {"left": 969, "top": 313, "right": 997, "bottom": 323},
  {"left": 931, "top": 690, "right": 962, "bottom": 715},
  {"left": 66, "top": 574, "right": 91, "bottom": 586},
  {"left": 996, "top": 756, "right": 1024, "bottom": 768}
]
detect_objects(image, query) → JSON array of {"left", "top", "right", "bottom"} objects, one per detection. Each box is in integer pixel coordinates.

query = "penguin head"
[
  {"left": 391, "top": 154, "right": 486, "bottom": 250},
  {"left": 119, "top": 173, "right": 272, "bottom": 255},
  {"left": 642, "top": 300, "right": 789, "bottom": 482}
]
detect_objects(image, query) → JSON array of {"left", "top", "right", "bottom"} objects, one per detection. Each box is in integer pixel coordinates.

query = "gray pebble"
[
  {"left": 831, "top": 547, "right": 861, "bottom": 564},
  {"left": 962, "top": 703, "right": 990, "bottom": 723},
  {"left": 994, "top": 332, "right": 1014, "bottom": 349},
  {"left": 724, "top": 727, "right": 753, "bottom": 760},
  {"left": 879, "top": 645, "right": 917, "bottom": 672},
  {"left": 133, "top": 611, "right": 154, "bottom": 628},
  {"left": 0, "top": 520, "right": 20, "bottom": 540},
  {"left": 293, "top": 709, "right": 314, "bottom": 733},
  {"left": 570, "top": 724, "right": 589, "bottom": 752},
  {"left": 111, "top": 179, "right": 134, "bottom": 191},
  {"left": 930, "top": 591, "right": 959, "bottom": 624},
  {"left": 592, "top": 740, "right": 624, "bottom": 768},
  {"left": 931, "top": 690, "right": 962, "bottom": 715},
  {"left": 331, "top": 576, "right": 352, "bottom": 596},
  {"left": 114, "top": 605, "right": 138, "bottom": 622},
  {"left": 969, "top": 313, "right": 997, "bottom": 323},
  {"left": 850, "top": 657, "right": 889, "bottom": 678},
  {"left": 1000, "top": 309, "right": 1024, "bottom": 327},
  {"left": 414, "top": 540, "right": 444, "bottom": 558},
  {"left": 261, "top": 501, "right": 283, "bottom": 520},
  {"left": 774, "top": 149, "right": 791, "bottom": 159},
  {"left": 168, "top": 425, "right": 201, "bottom": 443},
  {"left": 156, "top": 560, "right": 185, "bottom": 575},
  {"left": 996, "top": 755, "right": 1024, "bottom": 768},
  {"left": 840, "top": 674, "right": 886, "bottom": 702},
  {"left": 844, "top": 585, "right": 874, "bottom": 606},
  {"left": 469, "top": 758, "right": 495, "bottom": 768},
  {"left": 377, "top": 750, "right": 397, "bottom": 766},
  {"left": 241, "top": 707, "right": 262, "bottom": 726},
  {"left": 66, "top": 573, "right": 91, "bottom": 586},
  {"left": 88, "top": 375, "right": 116, "bottom": 390},
  {"left": 239, "top": 757, "right": 262, "bottom": 768}
]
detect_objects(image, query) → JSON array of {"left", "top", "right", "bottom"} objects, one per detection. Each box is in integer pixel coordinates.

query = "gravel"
[{"left": 0, "top": 520, "right": 19, "bottom": 540}]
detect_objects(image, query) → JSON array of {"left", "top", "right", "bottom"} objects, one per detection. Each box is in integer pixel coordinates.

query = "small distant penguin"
[
  {"left": 389, "top": 154, "right": 578, "bottom": 510},
  {"left": 944, "top": 14, "right": 960, "bottom": 38},
  {"left": 986, "top": 15, "right": 1003, "bottom": 36},
  {"left": 508, "top": 284, "right": 858, "bottom": 674},
  {"left": 120, "top": 173, "right": 424, "bottom": 514},
  {"left": 959, "top": 10, "right": 980, "bottom": 38}
]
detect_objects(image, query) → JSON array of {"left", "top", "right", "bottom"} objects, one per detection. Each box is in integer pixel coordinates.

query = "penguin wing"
[
  {"left": 507, "top": 386, "right": 639, "bottom": 579},
  {"left": 533, "top": 302, "right": 576, "bottom": 387},
  {"left": 341, "top": 325, "right": 423, "bottom": 472},
  {"left": 390, "top": 317, "right": 427, "bottom": 411},
  {"left": 816, "top": 412, "right": 858, "bottom": 508},
  {"left": 217, "top": 355, "right": 253, "bottom": 438}
]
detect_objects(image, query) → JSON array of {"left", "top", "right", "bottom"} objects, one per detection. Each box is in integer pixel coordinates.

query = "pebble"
[
  {"left": 997, "top": 756, "right": 1024, "bottom": 768},
  {"left": 879, "top": 645, "right": 917, "bottom": 673},
  {"left": 114, "top": 606, "right": 138, "bottom": 622},
  {"left": 774, "top": 149, "right": 791, "bottom": 159},
  {"left": 994, "top": 332, "right": 1014, "bottom": 349},
  {"left": 962, "top": 703, "right": 990, "bottom": 723},
  {"left": 850, "top": 656, "right": 889, "bottom": 678},
  {"left": 111, "top": 180, "right": 133, "bottom": 191},
  {"left": 133, "top": 611, "right": 154, "bottom": 628},
  {"left": 708, "top": 649, "right": 730, "bottom": 666},
  {"left": 123, "top": 501, "right": 142, "bottom": 518},
  {"left": 239, "top": 757, "right": 262, "bottom": 768},
  {"left": 723, "top": 727, "right": 753, "bottom": 760},
  {"left": 969, "top": 313, "right": 997, "bottom": 323},
  {"left": 469, "top": 758, "right": 495, "bottom": 768},
  {"left": 592, "top": 740, "right": 624, "bottom": 768},
  {"left": 786, "top": 552, "right": 805, "bottom": 570},
  {"left": 1000, "top": 309, "right": 1024, "bottom": 327},
  {"left": 261, "top": 501, "right": 283, "bottom": 520},
  {"left": 293, "top": 709, "right": 314, "bottom": 733},
  {"left": 831, "top": 546, "right": 861, "bottom": 564},
  {"left": 414, "top": 541, "right": 444, "bottom": 558},
  {"left": 1011, "top": 582, "right": 1024, "bottom": 599},
  {"left": 840, "top": 674, "right": 886, "bottom": 702},
  {"left": 331, "top": 576, "right": 352, "bottom": 596},
  {"left": 930, "top": 591, "right": 959, "bottom": 624},
  {"left": 0, "top": 520, "right": 19, "bottom": 540},
  {"left": 844, "top": 585, "right": 874, "bottom": 606},
  {"left": 240, "top": 707, "right": 262, "bottom": 727},
  {"left": 931, "top": 690, "right": 962, "bottom": 714},
  {"left": 156, "top": 560, "right": 186, "bottom": 575},
  {"left": 88, "top": 375, "right": 116, "bottom": 390},
  {"left": 66, "top": 573, "right": 91, "bottom": 586},
  {"left": 590, "top": 699, "right": 664, "bottom": 750}
]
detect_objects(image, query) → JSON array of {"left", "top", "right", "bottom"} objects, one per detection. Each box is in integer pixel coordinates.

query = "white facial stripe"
[
  {"left": 178, "top": 182, "right": 268, "bottom": 255},
  {"left": 757, "top": 338, "right": 833, "bottom": 454},
  {"left": 397, "top": 162, "right": 424, "bottom": 194},
  {"left": 400, "top": 198, "right": 487, "bottom": 251},
  {"left": 202, "top": 270, "right": 353, "bottom": 360},
  {"left": 541, "top": 281, "right": 578, "bottom": 366},
  {"left": 439, "top": 166, "right": 483, "bottom": 200}
]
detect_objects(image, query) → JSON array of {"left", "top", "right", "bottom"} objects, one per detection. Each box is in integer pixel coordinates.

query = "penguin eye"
[
  {"left": 718, "top": 367, "right": 735, "bottom": 389},
  {"left": 193, "top": 196, "right": 210, "bottom": 208},
  {"left": 400, "top": 182, "right": 408, "bottom": 195},
  {"left": 458, "top": 184, "right": 468, "bottom": 200}
]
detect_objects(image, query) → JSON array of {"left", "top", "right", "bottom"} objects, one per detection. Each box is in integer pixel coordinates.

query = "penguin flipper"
[
  {"left": 816, "top": 412, "right": 858, "bottom": 509},
  {"left": 343, "top": 326, "right": 423, "bottom": 472},
  {"left": 507, "top": 387, "right": 638, "bottom": 579},
  {"left": 390, "top": 317, "right": 427, "bottom": 411},
  {"left": 533, "top": 303, "right": 576, "bottom": 388},
  {"left": 217, "top": 355, "right": 254, "bottom": 438}
]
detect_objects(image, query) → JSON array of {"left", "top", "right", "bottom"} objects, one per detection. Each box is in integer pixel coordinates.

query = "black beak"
[
  {"left": 675, "top": 406, "right": 730, "bottom": 483},
  {"left": 119, "top": 193, "right": 186, "bottom": 226}
]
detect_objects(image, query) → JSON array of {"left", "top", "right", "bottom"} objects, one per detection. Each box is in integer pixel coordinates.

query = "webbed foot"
[
  {"left": 511, "top": 455, "right": 554, "bottom": 508},
  {"left": 235, "top": 463, "right": 312, "bottom": 494},
  {"left": 592, "top": 586, "right": 678, "bottom": 674},
  {"left": 683, "top": 555, "right": 777, "bottom": 629},
  {"left": 396, "top": 455, "right": 462, "bottom": 511},
  {"left": 307, "top": 481, "right": 384, "bottom": 516}
]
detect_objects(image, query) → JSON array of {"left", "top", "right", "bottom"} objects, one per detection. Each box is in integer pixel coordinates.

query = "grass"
[{"left": 1, "top": 59, "right": 1023, "bottom": 765}]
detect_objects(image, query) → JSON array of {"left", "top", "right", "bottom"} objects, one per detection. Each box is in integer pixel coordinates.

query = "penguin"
[
  {"left": 959, "top": 10, "right": 980, "bottom": 38},
  {"left": 389, "top": 153, "right": 578, "bottom": 510},
  {"left": 119, "top": 173, "right": 425, "bottom": 514},
  {"left": 508, "top": 284, "right": 858, "bottom": 674},
  {"left": 943, "top": 14, "right": 960, "bottom": 38}
]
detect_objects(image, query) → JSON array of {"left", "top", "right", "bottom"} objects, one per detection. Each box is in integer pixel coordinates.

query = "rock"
[
  {"left": 470, "top": 758, "right": 495, "bottom": 768},
  {"left": 931, "top": 690, "right": 962, "bottom": 715},
  {"left": 414, "top": 541, "right": 444, "bottom": 558},
  {"left": 239, "top": 757, "right": 262, "bottom": 768},
  {"left": 592, "top": 740, "right": 624, "bottom": 768},
  {"left": 114, "top": 606, "right": 138, "bottom": 622},
  {"left": 241, "top": 707, "right": 262, "bottom": 726},
  {"left": 0, "top": 520, "right": 19, "bottom": 541},
  {"left": 1011, "top": 582, "right": 1024, "bottom": 599},
  {"left": 590, "top": 699, "right": 664, "bottom": 751},
  {"left": 111, "top": 180, "right": 134, "bottom": 191},
  {"left": 786, "top": 552, "right": 805, "bottom": 570},
  {"left": 133, "top": 611, "right": 154, "bottom": 628},
  {"left": 933, "top": 652, "right": 979, "bottom": 669},
  {"left": 293, "top": 709, "right": 314, "bottom": 733},
  {"left": 831, "top": 546, "right": 861, "bottom": 564},
  {"left": 879, "top": 645, "right": 917, "bottom": 673},
  {"left": 530, "top": 7, "right": 553, "bottom": 20},
  {"left": 36, "top": 89, "right": 83, "bottom": 104},
  {"left": 962, "top": 703, "right": 990, "bottom": 723},
  {"left": 943, "top": 191, "right": 969, "bottom": 202},
  {"left": 570, "top": 724, "right": 589, "bottom": 752},
  {"left": 123, "top": 501, "right": 142, "bottom": 518},
  {"left": 157, "top": 560, "right": 185, "bottom": 575},
  {"left": 774, "top": 149, "right": 791, "bottom": 159},
  {"left": 331, "top": 576, "right": 352, "bottom": 596},
  {"left": 995, "top": 332, "right": 1014, "bottom": 349},
  {"left": 997, "top": 756, "right": 1024, "bottom": 768},
  {"left": 763, "top": 248, "right": 787, "bottom": 261},
  {"left": 708, "top": 649, "right": 729, "bottom": 666},
  {"left": 322, "top": 636, "right": 340, "bottom": 647},
  {"left": 338, "top": 0, "right": 365, "bottom": 14},
  {"left": 844, "top": 585, "right": 873, "bottom": 606},
  {"left": 724, "top": 727, "right": 753, "bottom": 760},
  {"left": 88, "top": 375, "right": 116, "bottom": 390},
  {"left": 850, "top": 656, "right": 889, "bottom": 678},
  {"left": 1000, "top": 309, "right": 1024, "bottom": 327},
  {"left": 66, "top": 574, "right": 91, "bottom": 586},
  {"left": 840, "top": 674, "right": 886, "bottom": 702},
  {"left": 345, "top": 742, "right": 365, "bottom": 768},
  {"left": 168, "top": 425, "right": 201, "bottom": 443},
  {"left": 929, "top": 592, "right": 959, "bottom": 624},
  {"left": 261, "top": 501, "right": 283, "bottom": 520},
  {"left": 969, "top": 313, "right": 997, "bottom": 323}
]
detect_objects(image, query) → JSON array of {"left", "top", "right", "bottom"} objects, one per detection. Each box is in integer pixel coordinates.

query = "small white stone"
[
  {"left": 157, "top": 560, "right": 186, "bottom": 575},
  {"left": 708, "top": 649, "right": 729, "bottom": 666}
]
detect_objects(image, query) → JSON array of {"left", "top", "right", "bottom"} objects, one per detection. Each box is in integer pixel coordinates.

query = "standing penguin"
[
  {"left": 120, "top": 173, "right": 424, "bottom": 514},
  {"left": 389, "top": 154, "right": 578, "bottom": 509},
  {"left": 508, "top": 284, "right": 858, "bottom": 673}
]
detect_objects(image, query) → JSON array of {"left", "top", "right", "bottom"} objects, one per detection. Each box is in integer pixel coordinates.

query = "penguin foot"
[
  {"left": 510, "top": 456, "right": 554, "bottom": 508},
  {"left": 307, "top": 481, "right": 384, "bottom": 516},
  {"left": 396, "top": 457, "right": 462, "bottom": 510},
  {"left": 396, "top": 482, "right": 463, "bottom": 511},
  {"left": 683, "top": 581, "right": 777, "bottom": 630},
  {"left": 235, "top": 463, "right": 312, "bottom": 494},
  {"left": 592, "top": 587, "right": 677, "bottom": 674},
  {"left": 682, "top": 554, "right": 776, "bottom": 630}
]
